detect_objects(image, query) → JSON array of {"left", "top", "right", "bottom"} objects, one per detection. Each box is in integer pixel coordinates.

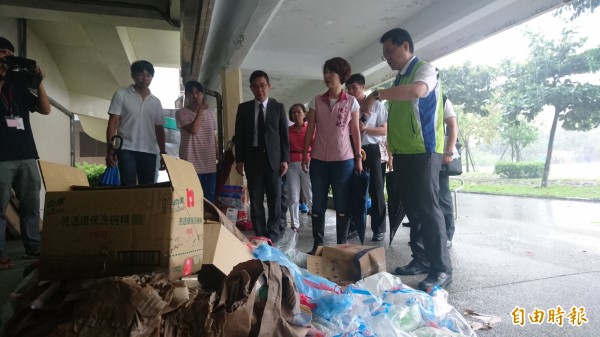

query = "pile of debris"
[{"left": 2, "top": 157, "right": 481, "bottom": 336}]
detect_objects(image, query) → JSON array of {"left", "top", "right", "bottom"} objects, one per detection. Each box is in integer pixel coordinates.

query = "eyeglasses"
[{"left": 251, "top": 83, "right": 269, "bottom": 90}]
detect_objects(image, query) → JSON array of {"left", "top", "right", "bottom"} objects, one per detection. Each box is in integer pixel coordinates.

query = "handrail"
[{"left": 449, "top": 176, "right": 464, "bottom": 220}]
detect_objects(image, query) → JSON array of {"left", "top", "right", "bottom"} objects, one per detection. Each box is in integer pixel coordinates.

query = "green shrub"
[
  {"left": 75, "top": 162, "right": 107, "bottom": 186},
  {"left": 494, "top": 161, "right": 544, "bottom": 179}
]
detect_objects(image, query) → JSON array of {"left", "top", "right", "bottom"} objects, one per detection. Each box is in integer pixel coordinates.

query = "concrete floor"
[{"left": 2, "top": 193, "right": 600, "bottom": 336}]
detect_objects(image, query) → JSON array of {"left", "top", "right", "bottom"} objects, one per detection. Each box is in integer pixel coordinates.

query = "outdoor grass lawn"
[{"left": 452, "top": 174, "right": 600, "bottom": 201}]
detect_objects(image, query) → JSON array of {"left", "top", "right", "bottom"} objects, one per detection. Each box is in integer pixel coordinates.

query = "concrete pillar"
[{"left": 221, "top": 68, "right": 243, "bottom": 186}]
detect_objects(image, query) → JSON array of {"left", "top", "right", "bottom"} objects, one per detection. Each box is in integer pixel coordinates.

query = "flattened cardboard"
[
  {"left": 38, "top": 155, "right": 204, "bottom": 281},
  {"left": 198, "top": 220, "right": 254, "bottom": 288},
  {"left": 307, "top": 244, "right": 386, "bottom": 284}
]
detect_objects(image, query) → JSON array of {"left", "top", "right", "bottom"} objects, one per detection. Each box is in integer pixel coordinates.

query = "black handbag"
[{"left": 441, "top": 142, "right": 462, "bottom": 176}]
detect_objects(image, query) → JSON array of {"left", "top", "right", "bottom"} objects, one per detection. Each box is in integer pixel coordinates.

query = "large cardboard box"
[
  {"left": 307, "top": 245, "right": 386, "bottom": 285},
  {"left": 198, "top": 220, "right": 254, "bottom": 288},
  {"left": 38, "top": 155, "right": 204, "bottom": 280}
]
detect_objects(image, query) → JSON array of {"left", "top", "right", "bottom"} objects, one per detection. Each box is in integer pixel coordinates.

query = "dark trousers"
[
  {"left": 363, "top": 144, "right": 386, "bottom": 234},
  {"left": 392, "top": 153, "right": 452, "bottom": 274},
  {"left": 245, "top": 150, "right": 282, "bottom": 242},
  {"left": 117, "top": 149, "right": 157, "bottom": 186},
  {"left": 438, "top": 174, "right": 455, "bottom": 241}
]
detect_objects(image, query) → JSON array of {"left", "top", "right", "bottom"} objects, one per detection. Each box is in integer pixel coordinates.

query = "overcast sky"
[{"left": 435, "top": 8, "right": 600, "bottom": 68}]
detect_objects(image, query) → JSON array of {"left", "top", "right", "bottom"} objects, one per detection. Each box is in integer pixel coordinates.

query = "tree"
[
  {"left": 440, "top": 62, "right": 497, "bottom": 116},
  {"left": 453, "top": 106, "right": 501, "bottom": 172},
  {"left": 500, "top": 27, "right": 600, "bottom": 187},
  {"left": 555, "top": 0, "right": 600, "bottom": 20},
  {"left": 498, "top": 118, "right": 539, "bottom": 162}
]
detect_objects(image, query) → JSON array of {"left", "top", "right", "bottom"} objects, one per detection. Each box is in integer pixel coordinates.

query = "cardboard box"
[
  {"left": 204, "top": 199, "right": 249, "bottom": 244},
  {"left": 198, "top": 220, "right": 254, "bottom": 288},
  {"left": 307, "top": 245, "right": 386, "bottom": 284},
  {"left": 38, "top": 155, "right": 204, "bottom": 280}
]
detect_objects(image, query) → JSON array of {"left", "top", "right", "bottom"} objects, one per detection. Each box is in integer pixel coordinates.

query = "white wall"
[{"left": 26, "top": 29, "right": 72, "bottom": 166}]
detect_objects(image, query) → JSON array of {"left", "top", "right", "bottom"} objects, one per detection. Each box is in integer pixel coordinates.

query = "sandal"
[{"left": 0, "top": 259, "right": 16, "bottom": 271}]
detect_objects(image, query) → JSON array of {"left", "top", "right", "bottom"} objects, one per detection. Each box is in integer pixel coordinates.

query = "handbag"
[{"left": 440, "top": 142, "right": 463, "bottom": 176}]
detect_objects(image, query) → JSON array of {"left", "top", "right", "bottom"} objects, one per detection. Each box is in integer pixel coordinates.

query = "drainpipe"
[{"left": 203, "top": 88, "right": 225, "bottom": 154}]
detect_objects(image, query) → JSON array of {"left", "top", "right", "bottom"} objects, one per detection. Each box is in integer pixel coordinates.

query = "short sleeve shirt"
[
  {"left": 108, "top": 85, "right": 165, "bottom": 154},
  {"left": 361, "top": 100, "right": 388, "bottom": 145},
  {"left": 176, "top": 107, "right": 217, "bottom": 174}
]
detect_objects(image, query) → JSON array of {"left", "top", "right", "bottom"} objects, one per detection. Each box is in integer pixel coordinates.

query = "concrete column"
[{"left": 221, "top": 68, "right": 243, "bottom": 186}]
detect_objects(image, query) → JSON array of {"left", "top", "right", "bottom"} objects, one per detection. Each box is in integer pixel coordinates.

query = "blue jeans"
[
  {"left": 309, "top": 158, "right": 354, "bottom": 245},
  {"left": 117, "top": 150, "right": 158, "bottom": 186},
  {"left": 0, "top": 160, "right": 42, "bottom": 258},
  {"left": 198, "top": 172, "right": 217, "bottom": 203}
]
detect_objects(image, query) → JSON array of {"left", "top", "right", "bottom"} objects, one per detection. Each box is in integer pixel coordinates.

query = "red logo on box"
[
  {"left": 183, "top": 257, "right": 193, "bottom": 276},
  {"left": 186, "top": 188, "right": 194, "bottom": 207}
]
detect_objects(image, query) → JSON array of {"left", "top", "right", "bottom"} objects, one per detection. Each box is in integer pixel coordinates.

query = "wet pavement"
[{"left": 2, "top": 193, "right": 600, "bottom": 336}]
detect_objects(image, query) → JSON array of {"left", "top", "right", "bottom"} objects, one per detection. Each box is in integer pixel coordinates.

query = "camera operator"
[{"left": 0, "top": 37, "right": 51, "bottom": 271}]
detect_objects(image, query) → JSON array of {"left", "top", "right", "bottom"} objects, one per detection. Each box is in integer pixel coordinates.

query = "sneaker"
[{"left": 299, "top": 203, "right": 309, "bottom": 213}]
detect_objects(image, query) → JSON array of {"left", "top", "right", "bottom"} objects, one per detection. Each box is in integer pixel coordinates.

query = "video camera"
[{"left": 0, "top": 55, "right": 42, "bottom": 89}]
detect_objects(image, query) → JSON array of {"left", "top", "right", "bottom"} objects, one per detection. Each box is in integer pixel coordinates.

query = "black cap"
[{"left": 0, "top": 37, "right": 15, "bottom": 53}]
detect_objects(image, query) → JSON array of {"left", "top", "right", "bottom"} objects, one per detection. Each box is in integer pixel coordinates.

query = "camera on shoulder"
[{"left": 1, "top": 55, "right": 42, "bottom": 89}]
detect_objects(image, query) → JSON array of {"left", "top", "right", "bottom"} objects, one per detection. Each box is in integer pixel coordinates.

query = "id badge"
[{"left": 5, "top": 117, "right": 25, "bottom": 130}]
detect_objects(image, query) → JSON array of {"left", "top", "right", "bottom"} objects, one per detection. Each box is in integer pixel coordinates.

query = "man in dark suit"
[{"left": 235, "top": 70, "right": 289, "bottom": 243}]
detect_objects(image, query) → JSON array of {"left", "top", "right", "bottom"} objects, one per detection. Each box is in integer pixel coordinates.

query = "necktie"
[{"left": 258, "top": 103, "right": 265, "bottom": 150}]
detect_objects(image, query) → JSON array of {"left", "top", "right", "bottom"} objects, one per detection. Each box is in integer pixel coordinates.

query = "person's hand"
[
  {"left": 106, "top": 149, "right": 117, "bottom": 167},
  {"left": 35, "top": 66, "right": 45, "bottom": 83},
  {"left": 387, "top": 156, "right": 394, "bottom": 171},
  {"left": 280, "top": 162, "right": 288, "bottom": 176},
  {"left": 359, "top": 121, "right": 367, "bottom": 134},
  {"left": 236, "top": 162, "right": 244, "bottom": 176},
  {"left": 301, "top": 155, "right": 310, "bottom": 173},
  {"left": 442, "top": 154, "right": 453, "bottom": 164},
  {"left": 159, "top": 156, "right": 166, "bottom": 171},
  {"left": 355, "top": 157, "right": 363, "bottom": 172}
]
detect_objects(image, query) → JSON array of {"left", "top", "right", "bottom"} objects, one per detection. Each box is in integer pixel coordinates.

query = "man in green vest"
[{"left": 365, "top": 28, "right": 452, "bottom": 291}]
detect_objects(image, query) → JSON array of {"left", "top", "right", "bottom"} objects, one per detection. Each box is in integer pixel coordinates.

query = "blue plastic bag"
[{"left": 100, "top": 166, "right": 121, "bottom": 186}]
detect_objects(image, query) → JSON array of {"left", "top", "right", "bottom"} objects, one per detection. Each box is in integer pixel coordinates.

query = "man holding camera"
[{"left": 0, "top": 37, "right": 51, "bottom": 271}]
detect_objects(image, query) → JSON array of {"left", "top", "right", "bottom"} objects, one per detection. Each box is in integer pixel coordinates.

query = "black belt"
[
  {"left": 252, "top": 147, "right": 266, "bottom": 153},
  {"left": 362, "top": 144, "right": 379, "bottom": 149}
]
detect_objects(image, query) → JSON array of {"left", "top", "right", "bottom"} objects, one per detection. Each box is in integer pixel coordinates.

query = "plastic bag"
[
  {"left": 253, "top": 244, "right": 340, "bottom": 300},
  {"left": 100, "top": 165, "right": 120, "bottom": 186},
  {"left": 276, "top": 228, "right": 308, "bottom": 268}
]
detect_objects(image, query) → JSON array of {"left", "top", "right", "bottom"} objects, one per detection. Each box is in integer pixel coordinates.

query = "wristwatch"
[
  {"left": 372, "top": 90, "right": 381, "bottom": 101},
  {"left": 444, "top": 151, "right": 453, "bottom": 156}
]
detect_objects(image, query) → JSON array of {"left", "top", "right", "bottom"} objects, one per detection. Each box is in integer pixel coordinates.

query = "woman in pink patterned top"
[
  {"left": 175, "top": 81, "right": 218, "bottom": 202},
  {"left": 302, "top": 57, "right": 363, "bottom": 254}
]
